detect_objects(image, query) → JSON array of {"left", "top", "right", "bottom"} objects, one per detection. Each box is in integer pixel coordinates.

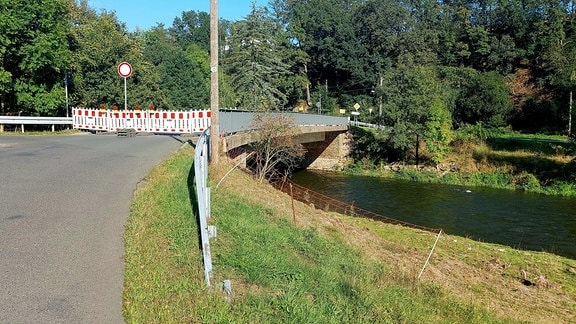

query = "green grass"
[
  {"left": 346, "top": 131, "right": 576, "bottom": 196},
  {"left": 123, "top": 146, "right": 523, "bottom": 323},
  {"left": 123, "top": 148, "right": 208, "bottom": 322}
]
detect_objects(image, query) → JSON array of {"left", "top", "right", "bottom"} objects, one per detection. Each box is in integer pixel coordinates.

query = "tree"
[
  {"left": 70, "top": 3, "right": 163, "bottom": 109},
  {"left": 0, "top": 0, "right": 71, "bottom": 115},
  {"left": 379, "top": 64, "right": 450, "bottom": 160},
  {"left": 424, "top": 96, "right": 454, "bottom": 164},
  {"left": 224, "top": 5, "right": 290, "bottom": 111},
  {"left": 142, "top": 26, "right": 209, "bottom": 110},
  {"left": 353, "top": 0, "right": 407, "bottom": 98},
  {"left": 248, "top": 114, "right": 306, "bottom": 182},
  {"left": 454, "top": 71, "right": 513, "bottom": 127},
  {"left": 277, "top": 0, "right": 365, "bottom": 102},
  {"left": 69, "top": 6, "right": 134, "bottom": 108},
  {"left": 169, "top": 11, "right": 210, "bottom": 51}
]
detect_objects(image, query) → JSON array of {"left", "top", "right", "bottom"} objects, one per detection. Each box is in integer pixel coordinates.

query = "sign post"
[
  {"left": 117, "top": 62, "right": 132, "bottom": 110},
  {"left": 352, "top": 103, "right": 360, "bottom": 125}
]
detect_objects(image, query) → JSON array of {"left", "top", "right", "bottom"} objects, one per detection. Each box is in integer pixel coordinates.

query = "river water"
[{"left": 291, "top": 170, "right": 576, "bottom": 260}]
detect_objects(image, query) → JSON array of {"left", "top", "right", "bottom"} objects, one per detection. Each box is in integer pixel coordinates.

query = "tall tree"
[
  {"left": 224, "top": 4, "right": 290, "bottom": 111},
  {"left": 0, "top": 0, "right": 71, "bottom": 115},
  {"left": 380, "top": 64, "right": 452, "bottom": 160},
  {"left": 70, "top": 3, "right": 162, "bottom": 109},
  {"left": 277, "top": 0, "right": 364, "bottom": 92},
  {"left": 169, "top": 10, "right": 210, "bottom": 51},
  {"left": 142, "top": 27, "right": 209, "bottom": 110}
]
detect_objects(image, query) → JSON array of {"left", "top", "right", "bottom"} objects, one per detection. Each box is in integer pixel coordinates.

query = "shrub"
[
  {"left": 454, "top": 72, "right": 513, "bottom": 127},
  {"left": 512, "top": 172, "right": 541, "bottom": 191}
]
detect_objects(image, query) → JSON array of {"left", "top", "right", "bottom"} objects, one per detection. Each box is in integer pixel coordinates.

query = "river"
[{"left": 291, "top": 170, "right": 576, "bottom": 260}]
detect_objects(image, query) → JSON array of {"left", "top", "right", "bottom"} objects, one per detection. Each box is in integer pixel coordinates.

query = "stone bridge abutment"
[{"left": 222, "top": 125, "right": 352, "bottom": 170}]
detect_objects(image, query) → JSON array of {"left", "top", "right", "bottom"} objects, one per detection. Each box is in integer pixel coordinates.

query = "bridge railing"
[{"left": 220, "top": 110, "right": 349, "bottom": 134}]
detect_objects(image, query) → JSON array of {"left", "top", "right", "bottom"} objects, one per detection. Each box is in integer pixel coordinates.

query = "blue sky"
[{"left": 88, "top": 0, "right": 270, "bottom": 31}]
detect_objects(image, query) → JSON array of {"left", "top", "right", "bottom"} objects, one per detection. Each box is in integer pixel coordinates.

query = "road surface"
[{"left": 0, "top": 134, "right": 184, "bottom": 323}]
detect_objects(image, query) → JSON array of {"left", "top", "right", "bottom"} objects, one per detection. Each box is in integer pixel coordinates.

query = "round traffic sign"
[{"left": 117, "top": 62, "right": 132, "bottom": 78}]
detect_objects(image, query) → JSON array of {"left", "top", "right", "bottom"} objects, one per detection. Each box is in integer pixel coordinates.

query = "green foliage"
[
  {"left": 3, "top": 0, "right": 576, "bottom": 138},
  {"left": 455, "top": 72, "right": 513, "bottom": 127},
  {"left": 224, "top": 5, "right": 290, "bottom": 111},
  {"left": 512, "top": 172, "right": 541, "bottom": 191},
  {"left": 70, "top": 5, "right": 172, "bottom": 110},
  {"left": 380, "top": 64, "right": 451, "bottom": 160},
  {"left": 310, "top": 86, "right": 338, "bottom": 114},
  {"left": 424, "top": 96, "right": 454, "bottom": 164},
  {"left": 143, "top": 28, "right": 209, "bottom": 110},
  {"left": 169, "top": 11, "right": 210, "bottom": 52},
  {"left": 454, "top": 123, "right": 495, "bottom": 143},
  {"left": 0, "top": 0, "right": 71, "bottom": 115},
  {"left": 511, "top": 97, "right": 566, "bottom": 134}
]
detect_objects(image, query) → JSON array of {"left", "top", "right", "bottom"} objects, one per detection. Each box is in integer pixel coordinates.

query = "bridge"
[
  {"left": 65, "top": 108, "right": 352, "bottom": 169},
  {"left": 1, "top": 109, "right": 351, "bottom": 169},
  {"left": 218, "top": 110, "right": 351, "bottom": 169}
]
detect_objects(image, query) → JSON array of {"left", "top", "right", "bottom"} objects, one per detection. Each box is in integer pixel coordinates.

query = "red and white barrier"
[{"left": 72, "top": 108, "right": 211, "bottom": 134}]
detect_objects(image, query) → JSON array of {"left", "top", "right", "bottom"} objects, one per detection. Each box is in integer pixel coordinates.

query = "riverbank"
[
  {"left": 347, "top": 129, "right": 576, "bottom": 197},
  {"left": 123, "top": 147, "right": 576, "bottom": 322}
]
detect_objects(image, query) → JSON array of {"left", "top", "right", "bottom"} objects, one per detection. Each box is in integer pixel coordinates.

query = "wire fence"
[
  {"left": 272, "top": 173, "right": 444, "bottom": 278},
  {"left": 272, "top": 174, "right": 442, "bottom": 234}
]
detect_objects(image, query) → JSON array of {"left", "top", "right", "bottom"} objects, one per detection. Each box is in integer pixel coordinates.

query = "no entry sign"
[{"left": 117, "top": 62, "right": 132, "bottom": 78}]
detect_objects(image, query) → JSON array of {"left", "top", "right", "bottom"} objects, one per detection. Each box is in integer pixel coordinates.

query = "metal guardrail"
[
  {"left": 0, "top": 116, "right": 73, "bottom": 124},
  {"left": 0, "top": 116, "right": 73, "bottom": 132},
  {"left": 353, "top": 121, "right": 386, "bottom": 130},
  {"left": 194, "top": 128, "right": 214, "bottom": 287}
]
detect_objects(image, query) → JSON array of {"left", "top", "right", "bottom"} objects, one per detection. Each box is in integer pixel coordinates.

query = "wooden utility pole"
[{"left": 210, "top": 0, "right": 220, "bottom": 165}]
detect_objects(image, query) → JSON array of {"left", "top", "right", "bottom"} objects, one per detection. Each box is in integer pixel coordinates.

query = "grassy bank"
[
  {"left": 348, "top": 128, "right": 576, "bottom": 197},
  {"left": 123, "top": 146, "right": 576, "bottom": 322}
]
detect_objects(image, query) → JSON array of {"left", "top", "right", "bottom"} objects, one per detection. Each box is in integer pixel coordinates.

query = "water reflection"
[{"left": 291, "top": 170, "right": 576, "bottom": 260}]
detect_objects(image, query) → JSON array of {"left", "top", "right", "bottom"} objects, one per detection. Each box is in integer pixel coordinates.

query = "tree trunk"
[
  {"left": 569, "top": 91, "right": 573, "bottom": 138},
  {"left": 304, "top": 63, "right": 311, "bottom": 107}
]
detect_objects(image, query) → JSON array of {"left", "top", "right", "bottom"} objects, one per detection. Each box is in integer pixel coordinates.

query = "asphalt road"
[{"left": 0, "top": 134, "right": 184, "bottom": 323}]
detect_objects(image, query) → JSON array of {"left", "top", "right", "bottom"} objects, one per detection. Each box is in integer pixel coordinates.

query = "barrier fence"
[
  {"left": 72, "top": 108, "right": 211, "bottom": 134},
  {"left": 271, "top": 175, "right": 443, "bottom": 278}
]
